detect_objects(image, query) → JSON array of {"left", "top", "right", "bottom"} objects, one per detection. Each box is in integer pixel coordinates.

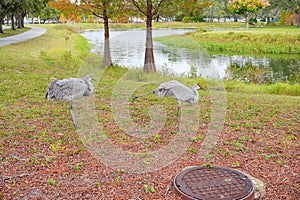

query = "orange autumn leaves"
[
  {"left": 228, "top": 0, "right": 270, "bottom": 15},
  {"left": 49, "top": 0, "right": 81, "bottom": 22}
]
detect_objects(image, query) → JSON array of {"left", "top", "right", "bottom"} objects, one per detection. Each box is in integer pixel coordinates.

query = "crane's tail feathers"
[{"left": 132, "top": 90, "right": 155, "bottom": 102}]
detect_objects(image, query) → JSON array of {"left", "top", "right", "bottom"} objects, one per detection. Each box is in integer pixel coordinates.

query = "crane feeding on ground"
[
  {"left": 133, "top": 80, "right": 205, "bottom": 129},
  {"left": 46, "top": 75, "right": 95, "bottom": 129}
]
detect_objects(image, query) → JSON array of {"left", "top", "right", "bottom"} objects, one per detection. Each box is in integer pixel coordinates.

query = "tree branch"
[
  {"left": 153, "top": 0, "right": 164, "bottom": 17},
  {"left": 284, "top": 0, "right": 298, "bottom": 11},
  {"left": 131, "top": 0, "right": 147, "bottom": 16},
  {"left": 80, "top": 3, "right": 104, "bottom": 19}
]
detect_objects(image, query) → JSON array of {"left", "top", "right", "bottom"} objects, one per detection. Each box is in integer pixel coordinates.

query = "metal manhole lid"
[{"left": 174, "top": 166, "right": 254, "bottom": 200}]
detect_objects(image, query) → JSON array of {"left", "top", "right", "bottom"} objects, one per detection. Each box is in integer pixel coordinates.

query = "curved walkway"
[{"left": 0, "top": 26, "right": 47, "bottom": 47}]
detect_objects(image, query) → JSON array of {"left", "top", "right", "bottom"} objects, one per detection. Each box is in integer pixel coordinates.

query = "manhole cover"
[{"left": 174, "top": 166, "right": 254, "bottom": 200}]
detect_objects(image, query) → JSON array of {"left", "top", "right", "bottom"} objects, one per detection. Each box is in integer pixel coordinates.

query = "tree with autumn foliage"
[
  {"left": 130, "top": 0, "right": 211, "bottom": 72},
  {"left": 49, "top": 0, "right": 81, "bottom": 22},
  {"left": 282, "top": 0, "right": 300, "bottom": 28},
  {"left": 266, "top": 0, "right": 300, "bottom": 28},
  {"left": 228, "top": 0, "right": 270, "bottom": 29},
  {"left": 80, "top": 0, "right": 126, "bottom": 67}
]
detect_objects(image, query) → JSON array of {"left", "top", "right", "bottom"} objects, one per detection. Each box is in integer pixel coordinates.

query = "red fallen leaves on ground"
[
  {"left": 1, "top": 124, "right": 299, "bottom": 200},
  {"left": 1, "top": 93, "right": 299, "bottom": 199}
]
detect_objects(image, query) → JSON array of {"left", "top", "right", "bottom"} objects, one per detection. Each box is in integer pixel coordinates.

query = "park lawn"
[{"left": 0, "top": 24, "right": 299, "bottom": 199}]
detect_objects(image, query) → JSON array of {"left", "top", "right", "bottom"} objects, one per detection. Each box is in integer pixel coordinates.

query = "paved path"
[{"left": 0, "top": 26, "right": 47, "bottom": 47}]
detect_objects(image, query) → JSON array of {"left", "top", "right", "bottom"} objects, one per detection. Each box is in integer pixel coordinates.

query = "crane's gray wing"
[
  {"left": 55, "top": 78, "right": 87, "bottom": 101},
  {"left": 157, "top": 80, "right": 195, "bottom": 101}
]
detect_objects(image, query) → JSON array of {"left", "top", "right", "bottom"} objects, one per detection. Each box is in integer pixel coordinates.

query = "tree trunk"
[
  {"left": 21, "top": 11, "right": 26, "bottom": 28},
  {"left": 245, "top": 13, "right": 249, "bottom": 30},
  {"left": 11, "top": 13, "right": 15, "bottom": 30},
  {"left": 17, "top": 14, "right": 22, "bottom": 29},
  {"left": 297, "top": 0, "right": 300, "bottom": 28},
  {"left": 0, "top": 18, "right": 3, "bottom": 33},
  {"left": 144, "top": 0, "right": 156, "bottom": 72},
  {"left": 102, "top": 9, "right": 113, "bottom": 67},
  {"left": 21, "top": 17, "right": 24, "bottom": 28}
]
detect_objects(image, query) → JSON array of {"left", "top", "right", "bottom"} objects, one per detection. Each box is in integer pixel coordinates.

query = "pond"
[{"left": 81, "top": 29, "right": 299, "bottom": 83}]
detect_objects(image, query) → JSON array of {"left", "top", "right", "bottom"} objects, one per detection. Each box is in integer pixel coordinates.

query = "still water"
[{"left": 81, "top": 29, "right": 299, "bottom": 83}]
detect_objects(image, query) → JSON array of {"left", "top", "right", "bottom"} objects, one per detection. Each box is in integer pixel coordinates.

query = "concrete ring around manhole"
[{"left": 174, "top": 166, "right": 254, "bottom": 200}]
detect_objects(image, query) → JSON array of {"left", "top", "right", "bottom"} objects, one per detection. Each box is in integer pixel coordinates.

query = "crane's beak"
[{"left": 199, "top": 86, "right": 205, "bottom": 90}]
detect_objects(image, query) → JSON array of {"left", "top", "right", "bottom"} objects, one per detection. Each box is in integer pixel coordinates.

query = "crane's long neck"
[
  {"left": 84, "top": 76, "right": 94, "bottom": 94},
  {"left": 192, "top": 84, "right": 199, "bottom": 102}
]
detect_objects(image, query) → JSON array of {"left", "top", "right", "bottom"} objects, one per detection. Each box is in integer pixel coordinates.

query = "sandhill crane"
[
  {"left": 46, "top": 75, "right": 95, "bottom": 129},
  {"left": 133, "top": 80, "right": 204, "bottom": 128}
]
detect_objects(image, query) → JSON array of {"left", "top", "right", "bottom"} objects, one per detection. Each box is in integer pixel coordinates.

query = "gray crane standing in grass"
[
  {"left": 133, "top": 80, "right": 205, "bottom": 129},
  {"left": 46, "top": 75, "right": 95, "bottom": 129}
]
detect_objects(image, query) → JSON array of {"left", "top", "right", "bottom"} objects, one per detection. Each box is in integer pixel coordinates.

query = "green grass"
[
  {"left": 0, "top": 24, "right": 91, "bottom": 159},
  {"left": 0, "top": 27, "right": 30, "bottom": 38},
  {"left": 0, "top": 25, "right": 90, "bottom": 106},
  {"left": 29, "top": 22, "right": 246, "bottom": 33},
  {"left": 73, "top": 21, "right": 245, "bottom": 30},
  {"left": 155, "top": 26, "right": 300, "bottom": 55},
  {"left": 152, "top": 22, "right": 246, "bottom": 29},
  {"left": 225, "top": 81, "right": 300, "bottom": 96}
]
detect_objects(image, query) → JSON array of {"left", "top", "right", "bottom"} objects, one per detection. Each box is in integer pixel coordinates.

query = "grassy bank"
[
  {"left": 0, "top": 24, "right": 90, "bottom": 106},
  {"left": 30, "top": 22, "right": 246, "bottom": 32},
  {"left": 74, "top": 21, "right": 245, "bottom": 29},
  {"left": 155, "top": 26, "right": 300, "bottom": 55},
  {"left": 225, "top": 81, "right": 300, "bottom": 96},
  {"left": 114, "top": 21, "right": 246, "bottom": 30}
]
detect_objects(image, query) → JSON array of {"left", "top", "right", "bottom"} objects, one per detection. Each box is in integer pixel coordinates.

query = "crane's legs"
[
  {"left": 70, "top": 101, "right": 78, "bottom": 129},
  {"left": 176, "top": 102, "right": 181, "bottom": 131}
]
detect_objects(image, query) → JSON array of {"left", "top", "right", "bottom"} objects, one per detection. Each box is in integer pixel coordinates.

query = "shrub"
[
  {"left": 175, "top": 14, "right": 185, "bottom": 22},
  {"left": 249, "top": 18, "right": 257, "bottom": 25},
  {"left": 182, "top": 16, "right": 204, "bottom": 23}
]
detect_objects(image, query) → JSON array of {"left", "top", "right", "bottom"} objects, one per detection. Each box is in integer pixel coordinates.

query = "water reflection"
[
  {"left": 81, "top": 29, "right": 299, "bottom": 83},
  {"left": 225, "top": 57, "right": 300, "bottom": 83}
]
